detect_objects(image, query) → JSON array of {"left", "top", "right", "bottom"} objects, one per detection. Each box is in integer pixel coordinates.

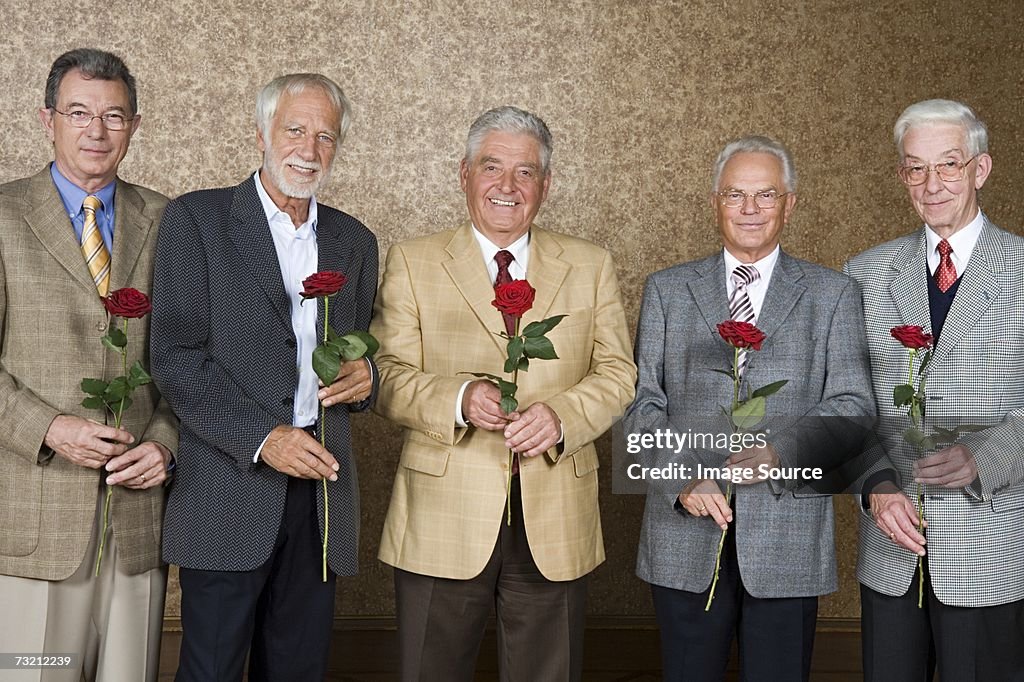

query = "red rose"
[
  {"left": 301, "top": 271, "right": 347, "bottom": 299},
  {"left": 103, "top": 287, "right": 152, "bottom": 319},
  {"left": 717, "top": 320, "right": 766, "bottom": 351},
  {"left": 492, "top": 280, "right": 535, "bottom": 318},
  {"left": 890, "top": 325, "right": 933, "bottom": 350}
]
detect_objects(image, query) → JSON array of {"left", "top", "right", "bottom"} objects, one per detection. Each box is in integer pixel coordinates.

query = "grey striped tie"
[{"left": 729, "top": 264, "right": 760, "bottom": 376}]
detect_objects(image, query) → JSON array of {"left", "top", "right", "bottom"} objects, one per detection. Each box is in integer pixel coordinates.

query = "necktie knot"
[
  {"left": 83, "top": 194, "right": 102, "bottom": 214},
  {"left": 937, "top": 239, "right": 953, "bottom": 257},
  {"left": 495, "top": 250, "right": 514, "bottom": 271},
  {"left": 731, "top": 264, "right": 760, "bottom": 289}
]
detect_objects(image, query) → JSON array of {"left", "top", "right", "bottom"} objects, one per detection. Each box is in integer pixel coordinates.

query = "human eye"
[
  {"left": 756, "top": 190, "right": 778, "bottom": 201},
  {"left": 67, "top": 109, "right": 91, "bottom": 124},
  {"left": 938, "top": 160, "right": 960, "bottom": 170},
  {"left": 102, "top": 113, "right": 126, "bottom": 126},
  {"left": 285, "top": 126, "right": 304, "bottom": 138},
  {"left": 725, "top": 190, "right": 745, "bottom": 202},
  {"left": 316, "top": 133, "right": 336, "bottom": 145}
]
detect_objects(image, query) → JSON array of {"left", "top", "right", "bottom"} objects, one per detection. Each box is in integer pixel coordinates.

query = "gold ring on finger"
[{"left": 140, "top": 473, "right": 146, "bottom": 483}]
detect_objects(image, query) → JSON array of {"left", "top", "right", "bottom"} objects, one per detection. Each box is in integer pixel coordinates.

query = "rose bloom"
[
  {"left": 301, "top": 271, "right": 347, "bottom": 299},
  {"left": 890, "top": 325, "right": 933, "bottom": 350},
  {"left": 103, "top": 287, "right": 152, "bottom": 319},
  {"left": 492, "top": 280, "right": 536, "bottom": 318},
  {"left": 717, "top": 320, "right": 766, "bottom": 351}
]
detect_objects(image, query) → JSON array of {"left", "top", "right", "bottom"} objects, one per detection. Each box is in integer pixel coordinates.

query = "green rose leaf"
[
  {"left": 732, "top": 395, "right": 766, "bottom": 431},
  {"left": 522, "top": 315, "right": 568, "bottom": 338},
  {"left": 80, "top": 378, "right": 108, "bottom": 396},
  {"left": 346, "top": 331, "right": 379, "bottom": 357},
  {"left": 893, "top": 384, "right": 915, "bottom": 407},
  {"left": 523, "top": 336, "right": 558, "bottom": 360},
  {"left": 81, "top": 396, "right": 106, "bottom": 410},
  {"left": 504, "top": 336, "right": 525, "bottom": 373},
  {"left": 500, "top": 395, "right": 519, "bottom": 414},
  {"left": 105, "top": 327, "right": 128, "bottom": 349},
  {"left": 338, "top": 335, "right": 368, "bottom": 361},
  {"left": 128, "top": 361, "right": 152, "bottom": 388},
  {"left": 312, "top": 345, "right": 342, "bottom": 386},
  {"left": 104, "top": 377, "right": 130, "bottom": 401},
  {"left": 751, "top": 379, "right": 788, "bottom": 399},
  {"left": 710, "top": 368, "right": 735, "bottom": 378},
  {"left": 903, "top": 427, "right": 927, "bottom": 446},
  {"left": 117, "top": 395, "right": 134, "bottom": 413}
]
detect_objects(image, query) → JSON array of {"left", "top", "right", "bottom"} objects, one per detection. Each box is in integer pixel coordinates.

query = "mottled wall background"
[{"left": 3, "top": 0, "right": 1022, "bottom": 624}]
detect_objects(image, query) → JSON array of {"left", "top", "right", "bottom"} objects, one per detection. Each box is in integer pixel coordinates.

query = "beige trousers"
[{"left": 0, "top": 490, "right": 166, "bottom": 682}]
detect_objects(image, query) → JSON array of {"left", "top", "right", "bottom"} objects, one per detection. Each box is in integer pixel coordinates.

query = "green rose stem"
[
  {"left": 505, "top": 318, "right": 522, "bottom": 527},
  {"left": 906, "top": 347, "right": 927, "bottom": 609},
  {"left": 320, "top": 295, "right": 331, "bottom": 583},
  {"left": 94, "top": 317, "right": 129, "bottom": 577},
  {"left": 705, "top": 345, "right": 741, "bottom": 611}
]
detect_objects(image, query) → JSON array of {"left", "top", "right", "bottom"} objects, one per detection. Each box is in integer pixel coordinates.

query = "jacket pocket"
[
  {"left": 992, "top": 485, "right": 1024, "bottom": 513},
  {"left": 573, "top": 447, "right": 600, "bottom": 477},
  {"left": 0, "top": 454, "right": 41, "bottom": 556},
  {"left": 399, "top": 431, "right": 451, "bottom": 477}
]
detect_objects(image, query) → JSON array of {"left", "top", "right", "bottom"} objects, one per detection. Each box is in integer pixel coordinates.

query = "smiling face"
[
  {"left": 713, "top": 151, "right": 796, "bottom": 262},
  {"left": 900, "top": 123, "right": 991, "bottom": 238},
  {"left": 257, "top": 87, "right": 340, "bottom": 203},
  {"left": 460, "top": 130, "right": 551, "bottom": 247},
  {"left": 38, "top": 69, "right": 139, "bottom": 193}
]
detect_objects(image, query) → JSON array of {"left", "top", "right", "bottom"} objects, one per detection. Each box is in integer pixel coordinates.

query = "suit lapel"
[
  {"left": 23, "top": 167, "right": 98, "bottom": 296},
  {"left": 228, "top": 177, "right": 292, "bottom": 330},
  {"left": 930, "top": 219, "right": 1001, "bottom": 369},
  {"left": 523, "top": 227, "right": 569, "bottom": 323},
  {"left": 316, "top": 216, "right": 353, "bottom": 338},
  {"left": 888, "top": 230, "right": 931, "bottom": 329},
  {"left": 688, "top": 253, "right": 730, "bottom": 337},
  {"left": 108, "top": 180, "right": 151, "bottom": 291},
  {"left": 442, "top": 222, "right": 508, "bottom": 353},
  {"left": 756, "top": 251, "right": 806, "bottom": 343}
]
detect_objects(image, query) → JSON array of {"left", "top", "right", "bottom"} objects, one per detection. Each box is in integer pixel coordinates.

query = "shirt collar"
[
  {"left": 471, "top": 224, "right": 530, "bottom": 271},
  {"left": 253, "top": 170, "right": 318, "bottom": 237},
  {"left": 50, "top": 162, "right": 116, "bottom": 220},
  {"left": 925, "top": 210, "right": 984, "bottom": 271},
  {"left": 722, "top": 244, "right": 780, "bottom": 285}
]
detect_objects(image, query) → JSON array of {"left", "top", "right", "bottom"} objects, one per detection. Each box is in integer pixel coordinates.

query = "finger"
[
  {"left": 106, "top": 458, "right": 149, "bottom": 485},
  {"left": 302, "top": 437, "right": 340, "bottom": 478},
  {"left": 93, "top": 438, "right": 132, "bottom": 459},
  {"left": 888, "top": 506, "right": 927, "bottom": 551},
  {"left": 705, "top": 494, "right": 731, "bottom": 530},
  {"left": 90, "top": 424, "right": 136, "bottom": 445}
]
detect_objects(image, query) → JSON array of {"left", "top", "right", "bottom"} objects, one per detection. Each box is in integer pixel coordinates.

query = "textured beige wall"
[{"left": 3, "top": 0, "right": 1022, "bottom": 622}]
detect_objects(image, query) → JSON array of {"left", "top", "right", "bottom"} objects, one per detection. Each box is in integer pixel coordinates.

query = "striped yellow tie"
[{"left": 81, "top": 195, "right": 110, "bottom": 296}]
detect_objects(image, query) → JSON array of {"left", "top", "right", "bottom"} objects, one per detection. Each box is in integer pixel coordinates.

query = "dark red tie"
[
  {"left": 935, "top": 239, "right": 957, "bottom": 292},
  {"left": 494, "top": 250, "right": 516, "bottom": 336}
]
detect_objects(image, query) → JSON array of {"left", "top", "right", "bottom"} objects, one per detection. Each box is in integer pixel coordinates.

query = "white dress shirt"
[
  {"left": 253, "top": 171, "right": 319, "bottom": 460},
  {"left": 723, "top": 245, "right": 780, "bottom": 321}
]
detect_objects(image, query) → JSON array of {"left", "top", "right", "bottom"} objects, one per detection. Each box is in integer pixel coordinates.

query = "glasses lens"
[
  {"left": 103, "top": 114, "right": 126, "bottom": 131},
  {"left": 899, "top": 166, "right": 925, "bottom": 186},
  {"left": 721, "top": 191, "right": 745, "bottom": 208},
  {"left": 754, "top": 191, "right": 778, "bottom": 209},
  {"left": 935, "top": 160, "right": 965, "bottom": 182}
]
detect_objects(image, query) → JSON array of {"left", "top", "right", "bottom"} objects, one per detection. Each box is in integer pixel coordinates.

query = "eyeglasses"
[
  {"left": 715, "top": 189, "right": 789, "bottom": 209},
  {"left": 897, "top": 156, "right": 977, "bottom": 186},
  {"left": 51, "top": 108, "right": 134, "bottom": 131}
]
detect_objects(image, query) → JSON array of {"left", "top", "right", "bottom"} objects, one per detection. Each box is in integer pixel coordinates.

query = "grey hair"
[
  {"left": 256, "top": 73, "right": 352, "bottom": 143},
  {"left": 712, "top": 135, "right": 797, "bottom": 192},
  {"left": 45, "top": 48, "right": 137, "bottom": 114},
  {"left": 465, "top": 106, "right": 553, "bottom": 174},
  {"left": 893, "top": 99, "right": 988, "bottom": 159}
]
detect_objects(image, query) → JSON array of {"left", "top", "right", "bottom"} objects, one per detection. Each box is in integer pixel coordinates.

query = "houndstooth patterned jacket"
[
  {"left": 845, "top": 217, "right": 1024, "bottom": 607},
  {"left": 151, "top": 175, "right": 378, "bottom": 576}
]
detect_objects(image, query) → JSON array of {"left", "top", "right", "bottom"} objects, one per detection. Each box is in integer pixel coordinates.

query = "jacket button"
[
  {"left": 282, "top": 397, "right": 293, "bottom": 406},
  {"left": 96, "top": 321, "right": 107, "bottom": 332},
  {"left": 286, "top": 339, "right": 296, "bottom": 348}
]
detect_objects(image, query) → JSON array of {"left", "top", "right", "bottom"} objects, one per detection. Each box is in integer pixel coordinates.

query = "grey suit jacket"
[
  {"left": 151, "top": 175, "right": 378, "bottom": 576},
  {"left": 0, "top": 165, "right": 178, "bottom": 579},
  {"left": 845, "top": 218, "right": 1024, "bottom": 607},
  {"left": 626, "top": 250, "right": 874, "bottom": 598}
]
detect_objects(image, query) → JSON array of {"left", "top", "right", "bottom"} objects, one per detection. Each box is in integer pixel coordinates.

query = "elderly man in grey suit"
[
  {"left": 845, "top": 99, "right": 1024, "bottom": 681},
  {"left": 624, "top": 135, "right": 874, "bottom": 681},
  {"left": 0, "top": 48, "right": 177, "bottom": 681}
]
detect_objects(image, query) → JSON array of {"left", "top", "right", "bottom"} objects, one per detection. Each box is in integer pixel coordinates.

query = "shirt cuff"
[
  {"left": 254, "top": 432, "right": 273, "bottom": 463},
  {"left": 455, "top": 380, "right": 472, "bottom": 427}
]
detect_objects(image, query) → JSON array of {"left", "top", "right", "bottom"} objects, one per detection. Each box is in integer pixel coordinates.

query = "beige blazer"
[
  {"left": 0, "top": 166, "right": 177, "bottom": 580},
  {"left": 373, "top": 222, "right": 636, "bottom": 581}
]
